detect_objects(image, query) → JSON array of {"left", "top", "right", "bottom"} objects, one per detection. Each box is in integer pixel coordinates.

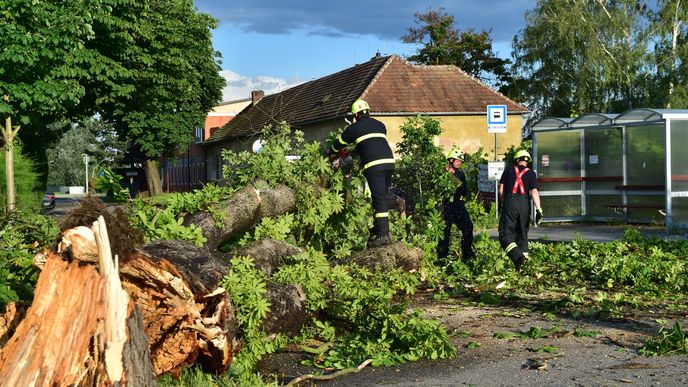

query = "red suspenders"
[{"left": 511, "top": 166, "right": 530, "bottom": 195}]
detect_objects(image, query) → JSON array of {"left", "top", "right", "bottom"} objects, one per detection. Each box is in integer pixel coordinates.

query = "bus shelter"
[{"left": 531, "top": 108, "right": 688, "bottom": 233}]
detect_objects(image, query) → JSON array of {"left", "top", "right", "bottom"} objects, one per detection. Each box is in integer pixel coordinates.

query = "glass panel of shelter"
[
  {"left": 625, "top": 124, "right": 665, "bottom": 223},
  {"left": 670, "top": 120, "right": 688, "bottom": 229},
  {"left": 534, "top": 130, "right": 583, "bottom": 218},
  {"left": 583, "top": 127, "right": 624, "bottom": 220}
]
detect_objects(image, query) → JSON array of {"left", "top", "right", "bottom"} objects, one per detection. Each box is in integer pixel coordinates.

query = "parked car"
[{"left": 42, "top": 192, "right": 56, "bottom": 210}]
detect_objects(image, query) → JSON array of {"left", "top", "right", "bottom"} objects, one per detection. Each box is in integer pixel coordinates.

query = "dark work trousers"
[
  {"left": 498, "top": 195, "right": 531, "bottom": 261},
  {"left": 438, "top": 200, "right": 474, "bottom": 260},
  {"left": 364, "top": 168, "right": 393, "bottom": 237}
]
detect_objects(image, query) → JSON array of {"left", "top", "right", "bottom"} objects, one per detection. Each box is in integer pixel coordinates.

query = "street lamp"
[{"left": 82, "top": 154, "right": 90, "bottom": 193}]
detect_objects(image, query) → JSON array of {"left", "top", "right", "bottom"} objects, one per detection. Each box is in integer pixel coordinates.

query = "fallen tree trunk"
[
  {"left": 4, "top": 191, "right": 424, "bottom": 383},
  {"left": 184, "top": 182, "right": 297, "bottom": 250},
  {"left": 339, "top": 241, "right": 424, "bottom": 273},
  {"left": 0, "top": 217, "right": 156, "bottom": 387}
]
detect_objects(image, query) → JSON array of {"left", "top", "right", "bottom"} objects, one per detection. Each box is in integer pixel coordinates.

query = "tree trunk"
[
  {"left": 185, "top": 182, "right": 297, "bottom": 250},
  {"left": 2, "top": 115, "right": 19, "bottom": 213},
  {"left": 145, "top": 158, "right": 162, "bottom": 196},
  {"left": 0, "top": 217, "right": 157, "bottom": 386},
  {"left": 337, "top": 241, "right": 424, "bottom": 273},
  {"left": 49, "top": 228, "right": 237, "bottom": 377}
]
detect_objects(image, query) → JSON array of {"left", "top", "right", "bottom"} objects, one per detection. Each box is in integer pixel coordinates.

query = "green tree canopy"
[
  {"left": 0, "top": 0, "right": 101, "bottom": 211},
  {"left": 98, "top": 0, "right": 225, "bottom": 194},
  {"left": 650, "top": 0, "right": 688, "bottom": 108},
  {"left": 402, "top": 7, "right": 512, "bottom": 92},
  {"left": 2, "top": 0, "right": 225, "bottom": 205},
  {"left": 511, "top": 0, "right": 652, "bottom": 123}
]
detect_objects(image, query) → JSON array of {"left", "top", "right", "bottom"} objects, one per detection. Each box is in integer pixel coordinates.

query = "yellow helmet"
[
  {"left": 351, "top": 99, "right": 370, "bottom": 115},
  {"left": 446, "top": 147, "right": 463, "bottom": 160},
  {"left": 514, "top": 149, "right": 532, "bottom": 162}
]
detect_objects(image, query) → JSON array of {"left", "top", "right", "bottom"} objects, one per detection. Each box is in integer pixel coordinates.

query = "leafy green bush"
[
  {"left": 443, "top": 229, "right": 688, "bottom": 320},
  {"left": 0, "top": 140, "right": 42, "bottom": 211},
  {"left": 128, "top": 198, "right": 207, "bottom": 247},
  {"left": 0, "top": 212, "right": 57, "bottom": 309},
  {"left": 221, "top": 255, "right": 287, "bottom": 375},
  {"left": 93, "top": 167, "right": 130, "bottom": 202},
  {"left": 273, "top": 249, "right": 455, "bottom": 369},
  {"left": 393, "top": 115, "right": 454, "bottom": 211}
]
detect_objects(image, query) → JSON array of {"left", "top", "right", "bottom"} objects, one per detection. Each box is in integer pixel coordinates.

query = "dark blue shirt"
[{"left": 332, "top": 116, "right": 394, "bottom": 171}]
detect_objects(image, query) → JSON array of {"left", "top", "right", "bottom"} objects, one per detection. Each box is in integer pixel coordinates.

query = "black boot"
[
  {"left": 367, "top": 233, "right": 392, "bottom": 248},
  {"left": 511, "top": 254, "right": 527, "bottom": 271}
]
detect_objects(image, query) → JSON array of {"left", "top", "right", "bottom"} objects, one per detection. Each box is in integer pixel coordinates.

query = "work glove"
[
  {"left": 328, "top": 148, "right": 349, "bottom": 162},
  {"left": 535, "top": 207, "right": 544, "bottom": 226}
]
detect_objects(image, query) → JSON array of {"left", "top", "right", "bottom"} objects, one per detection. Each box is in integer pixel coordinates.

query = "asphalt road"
[
  {"left": 487, "top": 223, "right": 683, "bottom": 243},
  {"left": 41, "top": 195, "right": 84, "bottom": 217},
  {"left": 269, "top": 298, "right": 688, "bottom": 387}
]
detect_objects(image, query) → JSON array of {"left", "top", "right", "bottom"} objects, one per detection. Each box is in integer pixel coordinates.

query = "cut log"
[
  {"left": 141, "top": 240, "right": 231, "bottom": 295},
  {"left": 0, "top": 217, "right": 156, "bottom": 387},
  {"left": 340, "top": 241, "right": 424, "bottom": 273},
  {"left": 235, "top": 238, "right": 302, "bottom": 277},
  {"left": 185, "top": 183, "right": 297, "bottom": 250},
  {"left": 263, "top": 282, "right": 309, "bottom": 336}
]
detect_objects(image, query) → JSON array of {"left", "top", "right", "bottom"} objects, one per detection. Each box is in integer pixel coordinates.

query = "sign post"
[{"left": 488, "top": 161, "right": 506, "bottom": 219}]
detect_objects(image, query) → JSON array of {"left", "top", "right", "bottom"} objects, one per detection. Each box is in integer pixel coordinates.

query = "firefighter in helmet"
[
  {"left": 498, "top": 149, "right": 543, "bottom": 270},
  {"left": 331, "top": 99, "right": 395, "bottom": 248},
  {"left": 437, "top": 147, "right": 475, "bottom": 264}
]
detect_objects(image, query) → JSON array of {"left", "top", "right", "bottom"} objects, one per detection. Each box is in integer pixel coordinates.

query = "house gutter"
[{"left": 294, "top": 111, "right": 530, "bottom": 127}]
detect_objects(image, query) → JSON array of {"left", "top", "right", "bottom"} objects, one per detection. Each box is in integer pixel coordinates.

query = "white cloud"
[{"left": 220, "top": 69, "right": 303, "bottom": 102}]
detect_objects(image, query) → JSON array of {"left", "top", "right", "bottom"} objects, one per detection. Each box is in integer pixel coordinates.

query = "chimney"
[{"left": 251, "top": 90, "right": 264, "bottom": 105}]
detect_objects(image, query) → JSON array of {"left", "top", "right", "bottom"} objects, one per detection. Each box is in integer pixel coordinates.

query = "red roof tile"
[{"left": 206, "top": 55, "right": 527, "bottom": 144}]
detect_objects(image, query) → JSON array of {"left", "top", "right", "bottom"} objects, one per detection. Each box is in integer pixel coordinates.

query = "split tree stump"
[{"left": 0, "top": 217, "right": 156, "bottom": 386}]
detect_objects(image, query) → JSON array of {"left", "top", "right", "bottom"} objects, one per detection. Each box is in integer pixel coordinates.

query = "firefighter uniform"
[
  {"left": 498, "top": 163, "right": 539, "bottom": 267},
  {"left": 332, "top": 113, "right": 395, "bottom": 245},
  {"left": 437, "top": 167, "right": 474, "bottom": 262}
]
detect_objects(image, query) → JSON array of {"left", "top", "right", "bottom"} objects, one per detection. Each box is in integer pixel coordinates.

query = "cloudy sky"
[{"left": 194, "top": 1, "right": 534, "bottom": 102}]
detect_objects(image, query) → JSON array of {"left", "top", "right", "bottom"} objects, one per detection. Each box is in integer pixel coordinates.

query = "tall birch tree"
[
  {"left": 512, "top": 0, "right": 652, "bottom": 124},
  {"left": 651, "top": 0, "right": 688, "bottom": 108}
]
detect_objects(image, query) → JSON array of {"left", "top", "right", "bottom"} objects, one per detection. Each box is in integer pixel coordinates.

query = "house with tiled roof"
[
  {"left": 204, "top": 54, "right": 528, "bottom": 180},
  {"left": 159, "top": 98, "right": 251, "bottom": 191}
]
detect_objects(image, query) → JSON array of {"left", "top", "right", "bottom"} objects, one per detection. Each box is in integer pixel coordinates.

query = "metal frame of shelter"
[{"left": 531, "top": 108, "right": 688, "bottom": 233}]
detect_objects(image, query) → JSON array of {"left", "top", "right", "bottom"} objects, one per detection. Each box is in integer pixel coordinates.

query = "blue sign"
[{"left": 487, "top": 105, "right": 507, "bottom": 133}]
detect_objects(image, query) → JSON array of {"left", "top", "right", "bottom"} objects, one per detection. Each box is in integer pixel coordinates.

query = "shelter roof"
[
  {"left": 531, "top": 117, "right": 574, "bottom": 131},
  {"left": 614, "top": 108, "right": 663, "bottom": 123},
  {"left": 533, "top": 108, "right": 688, "bottom": 131},
  {"left": 569, "top": 113, "right": 616, "bottom": 127}
]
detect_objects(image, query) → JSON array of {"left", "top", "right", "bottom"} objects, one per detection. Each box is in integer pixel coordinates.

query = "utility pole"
[{"left": 83, "top": 154, "right": 90, "bottom": 193}]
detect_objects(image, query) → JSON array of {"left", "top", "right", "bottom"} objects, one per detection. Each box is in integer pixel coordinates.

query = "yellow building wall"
[
  {"left": 375, "top": 114, "right": 524, "bottom": 159},
  {"left": 298, "top": 114, "right": 525, "bottom": 158},
  {"left": 211, "top": 99, "right": 251, "bottom": 115},
  {"left": 206, "top": 113, "right": 525, "bottom": 181}
]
